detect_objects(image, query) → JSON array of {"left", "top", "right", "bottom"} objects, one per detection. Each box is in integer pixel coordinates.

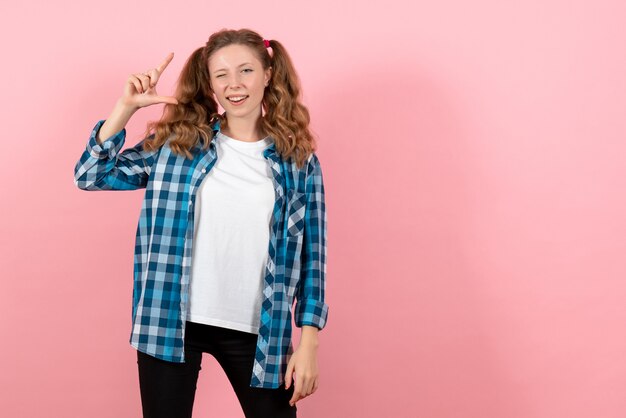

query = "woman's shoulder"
[{"left": 306, "top": 152, "right": 322, "bottom": 172}]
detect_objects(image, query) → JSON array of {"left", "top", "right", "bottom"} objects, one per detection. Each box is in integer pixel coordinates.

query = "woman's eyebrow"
[{"left": 213, "top": 62, "right": 253, "bottom": 73}]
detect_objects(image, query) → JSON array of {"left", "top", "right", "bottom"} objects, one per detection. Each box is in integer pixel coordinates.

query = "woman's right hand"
[{"left": 120, "top": 52, "right": 179, "bottom": 110}]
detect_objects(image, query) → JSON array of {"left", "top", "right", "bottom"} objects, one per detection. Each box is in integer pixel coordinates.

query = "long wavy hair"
[{"left": 141, "top": 28, "right": 317, "bottom": 169}]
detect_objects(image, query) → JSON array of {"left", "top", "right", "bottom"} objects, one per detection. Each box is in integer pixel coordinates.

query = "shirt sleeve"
[
  {"left": 294, "top": 153, "right": 329, "bottom": 330},
  {"left": 73, "top": 119, "right": 158, "bottom": 191}
]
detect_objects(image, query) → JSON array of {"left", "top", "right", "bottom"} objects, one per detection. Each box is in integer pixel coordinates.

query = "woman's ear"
[{"left": 265, "top": 66, "right": 272, "bottom": 86}]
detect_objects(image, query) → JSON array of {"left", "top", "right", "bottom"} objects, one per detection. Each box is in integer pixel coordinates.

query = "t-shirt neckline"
[{"left": 215, "top": 131, "right": 272, "bottom": 149}]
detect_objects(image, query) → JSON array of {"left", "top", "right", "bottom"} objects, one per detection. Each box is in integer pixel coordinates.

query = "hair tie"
[{"left": 263, "top": 39, "right": 270, "bottom": 48}]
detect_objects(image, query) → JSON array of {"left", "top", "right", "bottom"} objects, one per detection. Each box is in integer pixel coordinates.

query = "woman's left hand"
[{"left": 285, "top": 341, "right": 320, "bottom": 406}]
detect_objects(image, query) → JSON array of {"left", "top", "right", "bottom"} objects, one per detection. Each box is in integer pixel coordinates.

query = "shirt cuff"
[
  {"left": 294, "top": 299, "right": 329, "bottom": 330},
  {"left": 86, "top": 119, "right": 126, "bottom": 160}
]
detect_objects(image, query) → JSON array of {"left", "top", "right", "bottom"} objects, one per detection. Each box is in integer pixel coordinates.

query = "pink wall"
[{"left": 1, "top": 1, "right": 625, "bottom": 417}]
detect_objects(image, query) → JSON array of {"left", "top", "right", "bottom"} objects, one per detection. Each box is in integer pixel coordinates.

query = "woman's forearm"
[
  {"left": 97, "top": 98, "right": 138, "bottom": 144},
  {"left": 300, "top": 325, "right": 319, "bottom": 346}
]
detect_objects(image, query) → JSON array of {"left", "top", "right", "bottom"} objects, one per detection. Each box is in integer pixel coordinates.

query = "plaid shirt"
[{"left": 73, "top": 118, "right": 329, "bottom": 389}]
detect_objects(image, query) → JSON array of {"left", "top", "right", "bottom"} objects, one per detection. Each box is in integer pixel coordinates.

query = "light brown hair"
[{"left": 141, "top": 28, "right": 317, "bottom": 169}]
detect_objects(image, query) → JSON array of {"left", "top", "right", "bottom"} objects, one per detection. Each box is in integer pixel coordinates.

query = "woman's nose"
[{"left": 228, "top": 73, "right": 242, "bottom": 86}]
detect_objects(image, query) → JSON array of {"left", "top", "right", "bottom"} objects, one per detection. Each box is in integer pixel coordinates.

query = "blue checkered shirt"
[{"left": 73, "top": 118, "right": 329, "bottom": 388}]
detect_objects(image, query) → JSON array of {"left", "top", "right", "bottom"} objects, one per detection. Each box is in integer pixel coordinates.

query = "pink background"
[{"left": 1, "top": 1, "right": 625, "bottom": 417}]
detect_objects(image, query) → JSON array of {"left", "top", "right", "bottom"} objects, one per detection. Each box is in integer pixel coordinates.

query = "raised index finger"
[{"left": 156, "top": 52, "right": 175, "bottom": 73}]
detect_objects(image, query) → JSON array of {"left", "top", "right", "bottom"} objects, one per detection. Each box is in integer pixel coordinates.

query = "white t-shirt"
[{"left": 187, "top": 130, "right": 275, "bottom": 334}]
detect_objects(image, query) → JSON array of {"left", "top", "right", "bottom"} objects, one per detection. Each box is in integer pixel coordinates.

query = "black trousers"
[{"left": 136, "top": 320, "right": 297, "bottom": 418}]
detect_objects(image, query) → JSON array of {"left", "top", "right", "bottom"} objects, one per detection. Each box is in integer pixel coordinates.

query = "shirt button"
[
  {"left": 189, "top": 200, "right": 192, "bottom": 206},
  {"left": 201, "top": 168, "right": 206, "bottom": 173}
]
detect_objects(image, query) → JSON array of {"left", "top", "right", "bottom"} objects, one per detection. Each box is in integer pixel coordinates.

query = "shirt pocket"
[{"left": 286, "top": 190, "right": 307, "bottom": 236}]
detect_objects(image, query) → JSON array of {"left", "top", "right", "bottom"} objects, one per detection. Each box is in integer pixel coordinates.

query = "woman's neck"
[{"left": 222, "top": 114, "right": 265, "bottom": 142}]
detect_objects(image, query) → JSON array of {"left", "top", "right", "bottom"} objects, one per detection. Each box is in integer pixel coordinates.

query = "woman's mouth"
[{"left": 227, "top": 95, "right": 249, "bottom": 106}]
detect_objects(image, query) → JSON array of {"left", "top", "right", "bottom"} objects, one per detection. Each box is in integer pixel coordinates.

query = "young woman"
[{"left": 73, "top": 28, "right": 329, "bottom": 418}]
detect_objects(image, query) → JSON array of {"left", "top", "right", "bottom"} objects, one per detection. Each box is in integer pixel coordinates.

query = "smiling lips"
[{"left": 227, "top": 95, "right": 249, "bottom": 105}]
